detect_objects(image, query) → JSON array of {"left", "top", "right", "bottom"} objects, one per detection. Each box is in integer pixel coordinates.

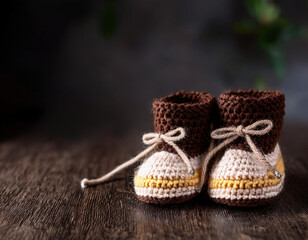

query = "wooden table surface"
[{"left": 0, "top": 123, "right": 307, "bottom": 240}]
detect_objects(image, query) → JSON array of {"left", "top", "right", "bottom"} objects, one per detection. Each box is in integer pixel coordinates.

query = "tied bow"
[
  {"left": 81, "top": 127, "right": 194, "bottom": 188},
  {"left": 142, "top": 128, "right": 195, "bottom": 175},
  {"left": 199, "top": 119, "right": 281, "bottom": 190}
]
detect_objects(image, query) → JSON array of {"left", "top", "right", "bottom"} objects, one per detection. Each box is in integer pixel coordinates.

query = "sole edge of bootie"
[
  {"left": 210, "top": 194, "right": 281, "bottom": 207},
  {"left": 208, "top": 175, "right": 285, "bottom": 207},
  {"left": 136, "top": 192, "right": 199, "bottom": 204}
]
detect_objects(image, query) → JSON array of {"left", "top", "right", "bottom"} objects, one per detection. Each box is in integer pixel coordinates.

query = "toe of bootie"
[
  {"left": 134, "top": 151, "right": 202, "bottom": 204},
  {"left": 208, "top": 144, "right": 285, "bottom": 207}
]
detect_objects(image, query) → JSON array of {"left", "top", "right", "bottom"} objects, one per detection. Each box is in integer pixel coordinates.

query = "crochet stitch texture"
[
  {"left": 135, "top": 90, "right": 216, "bottom": 204},
  {"left": 208, "top": 90, "right": 285, "bottom": 207}
]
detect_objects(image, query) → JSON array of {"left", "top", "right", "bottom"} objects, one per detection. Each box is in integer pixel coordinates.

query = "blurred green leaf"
[
  {"left": 254, "top": 76, "right": 268, "bottom": 90},
  {"left": 237, "top": 0, "right": 307, "bottom": 78},
  {"left": 280, "top": 21, "right": 306, "bottom": 41},
  {"left": 234, "top": 20, "right": 256, "bottom": 34},
  {"left": 265, "top": 46, "right": 285, "bottom": 78},
  {"left": 257, "top": 19, "right": 304, "bottom": 78},
  {"left": 100, "top": 0, "right": 117, "bottom": 38},
  {"left": 245, "top": 0, "right": 279, "bottom": 24}
]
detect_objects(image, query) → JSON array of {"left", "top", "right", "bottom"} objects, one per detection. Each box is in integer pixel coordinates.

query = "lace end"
[
  {"left": 81, "top": 178, "right": 88, "bottom": 188},
  {"left": 196, "top": 185, "right": 203, "bottom": 193}
]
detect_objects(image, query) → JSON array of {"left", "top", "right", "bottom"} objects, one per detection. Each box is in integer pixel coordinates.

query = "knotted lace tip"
[
  {"left": 189, "top": 167, "right": 195, "bottom": 176},
  {"left": 81, "top": 178, "right": 88, "bottom": 188},
  {"left": 274, "top": 170, "right": 282, "bottom": 179}
]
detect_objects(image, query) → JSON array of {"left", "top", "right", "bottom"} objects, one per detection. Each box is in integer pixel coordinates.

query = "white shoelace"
[{"left": 81, "top": 127, "right": 194, "bottom": 188}]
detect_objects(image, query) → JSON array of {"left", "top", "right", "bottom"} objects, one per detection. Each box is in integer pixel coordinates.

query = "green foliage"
[
  {"left": 254, "top": 76, "right": 268, "bottom": 90},
  {"left": 100, "top": 0, "right": 117, "bottom": 38},
  {"left": 245, "top": 0, "right": 279, "bottom": 24},
  {"left": 234, "top": 0, "right": 305, "bottom": 78}
]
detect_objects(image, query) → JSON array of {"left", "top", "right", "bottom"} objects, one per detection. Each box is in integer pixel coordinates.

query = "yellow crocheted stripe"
[
  {"left": 134, "top": 169, "right": 201, "bottom": 189},
  {"left": 208, "top": 155, "right": 284, "bottom": 190}
]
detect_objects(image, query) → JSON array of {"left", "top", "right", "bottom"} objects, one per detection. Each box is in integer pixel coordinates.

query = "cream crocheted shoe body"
[
  {"left": 134, "top": 151, "right": 204, "bottom": 203},
  {"left": 134, "top": 91, "right": 216, "bottom": 204},
  {"left": 208, "top": 90, "right": 285, "bottom": 207},
  {"left": 208, "top": 144, "right": 284, "bottom": 206}
]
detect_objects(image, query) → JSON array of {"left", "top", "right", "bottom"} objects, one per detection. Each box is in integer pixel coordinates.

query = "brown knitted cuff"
[
  {"left": 152, "top": 90, "right": 216, "bottom": 158},
  {"left": 218, "top": 89, "right": 285, "bottom": 154}
]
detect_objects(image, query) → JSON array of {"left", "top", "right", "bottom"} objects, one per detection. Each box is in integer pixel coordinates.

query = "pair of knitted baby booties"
[{"left": 82, "top": 90, "right": 285, "bottom": 207}]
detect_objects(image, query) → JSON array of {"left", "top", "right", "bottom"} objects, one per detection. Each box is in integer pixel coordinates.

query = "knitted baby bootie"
[
  {"left": 206, "top": 90, "right": 285, "bottom": 207},
  {"left": 134, "top": 91, "right": 216, "bottom": 204},
  {"left": 81, "top": 91, "right": 216, "bottom": 205}
]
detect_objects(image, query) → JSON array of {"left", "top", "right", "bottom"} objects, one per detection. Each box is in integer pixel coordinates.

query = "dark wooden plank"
[{"left": 0, "top": 123, "right": 307, "bottom": 239}]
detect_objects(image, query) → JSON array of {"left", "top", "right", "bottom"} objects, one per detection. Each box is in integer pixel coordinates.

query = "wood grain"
[{"left": 0, "top": 123, "right": 307, "bottom": 239}]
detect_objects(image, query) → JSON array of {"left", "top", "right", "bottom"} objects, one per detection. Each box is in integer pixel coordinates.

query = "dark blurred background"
[{"left": 1, "top": 0, "right": 308, "bottom": 140}]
